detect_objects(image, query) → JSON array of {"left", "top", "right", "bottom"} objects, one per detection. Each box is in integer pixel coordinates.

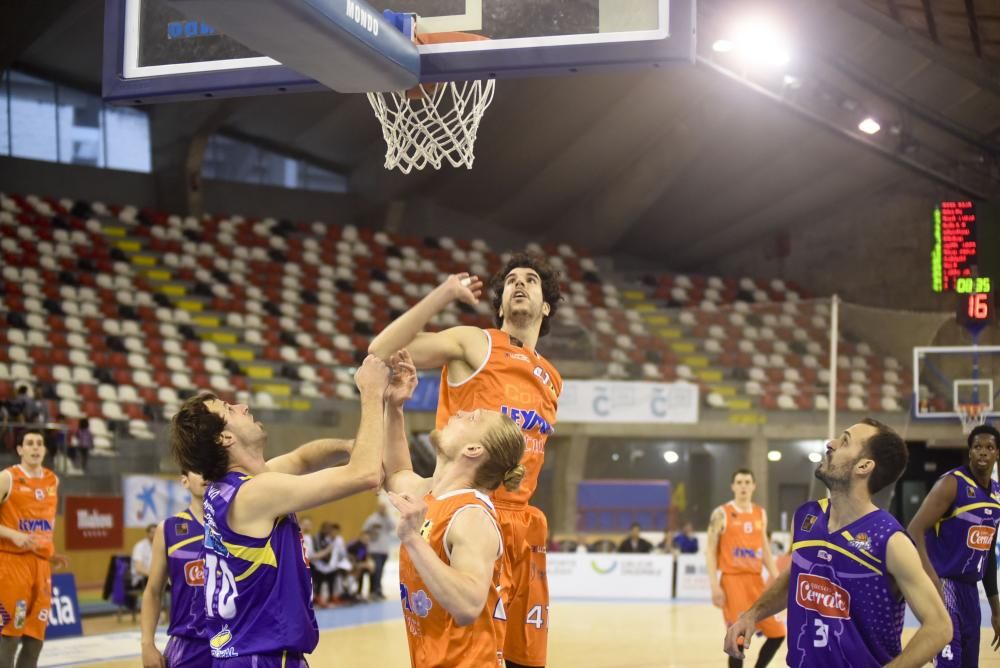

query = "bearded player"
[{"left": 370, "top": 252, "right": 562, "bottom": 668}]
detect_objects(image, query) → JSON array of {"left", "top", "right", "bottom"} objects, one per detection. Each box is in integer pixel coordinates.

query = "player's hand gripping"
[
  {"left": 388, "top": 491, "right": 429, "bottom": 544},
  {"left": 355, "top": 354, "right": 391, "bottom": 398},
  {"left": 142, "top": 642, "right": 167, "bottom": 668},
  {"left": 724, "top": 611, "right": 757, "bottom": 659},
  {"left": 50, "top": 552, "right": 71, "bottom": 570},
  {"left": 710, "top": 582, "right": 726, "bottom": 609},
  {"left": 385, "top": 350, "right": 418, "bottom": 408},
  {"left": 9, "top": 530, "right": 38, "bottom": 550},
  {"left": 444, "top": 272, "right": 483, "bottom": 306}
]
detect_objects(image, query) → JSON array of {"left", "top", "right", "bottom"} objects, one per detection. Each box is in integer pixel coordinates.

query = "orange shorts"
[
  {"left": 720, "top": 572, "right": 785, "bottom": 639},
  {"left": 496, "top": 504, "right": 548, "bottom": 667},
  {"left": 0, "top": 551, "right": 52, "bottom": 640}
]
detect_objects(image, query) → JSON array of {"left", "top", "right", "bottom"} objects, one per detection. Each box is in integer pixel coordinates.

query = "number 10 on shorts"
[{"left": 526, "top": 605, "right": 549, "bottom": 630}]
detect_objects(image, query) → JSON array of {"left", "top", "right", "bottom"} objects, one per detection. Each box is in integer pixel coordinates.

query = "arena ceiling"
[{"left": 5, "top": 0, "right": 999, "bottom": 268}]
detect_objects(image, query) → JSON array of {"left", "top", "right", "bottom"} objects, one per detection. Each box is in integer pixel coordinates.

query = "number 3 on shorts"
[{"left": 526, "top": 605, "right": 549, "bottom": 630}]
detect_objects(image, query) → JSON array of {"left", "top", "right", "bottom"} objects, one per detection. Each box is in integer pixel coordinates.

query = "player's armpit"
[
  {"left": 906, "top": 475, "right": 957, "bottom": 537},
  {"left": 405, "top": 326, "right": 489, "bottom": 372}
]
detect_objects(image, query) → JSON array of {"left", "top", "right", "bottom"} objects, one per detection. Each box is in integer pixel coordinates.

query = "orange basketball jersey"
[
  {"left": 716, "top": 502, "right": 766, "bottom": 575},
  {"left": 436, "top": 328, "right": 561, "bottom": 506},
  {"left": 0, "top": 465, "right": 58, "bottom": 559},
  {"left": 398, "top": 489, "right": 505, "bottom": 668}
]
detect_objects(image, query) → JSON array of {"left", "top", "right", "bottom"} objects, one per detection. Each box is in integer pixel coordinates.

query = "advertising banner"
[{"left": 65, "top": 496, "right": 124, "bottom": 550}]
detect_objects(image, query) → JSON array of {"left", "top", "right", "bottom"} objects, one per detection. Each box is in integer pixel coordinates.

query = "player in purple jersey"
[
  {"left": 725, "top": 418, "right": 952, "bottom": 667},
  {"left": 908, "top": 424, "right": 1000, "bottom": 667},
  {"left": 141, "top": 470, "right": 210, "bottom": 668},
  {"left": 169, "top": 355, "right": 390, "bottom": 667}
]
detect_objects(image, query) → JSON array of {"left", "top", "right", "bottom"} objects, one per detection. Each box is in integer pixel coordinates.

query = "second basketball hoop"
[{"left": 368, "top": 15, "right": 496, "bottom": 173}]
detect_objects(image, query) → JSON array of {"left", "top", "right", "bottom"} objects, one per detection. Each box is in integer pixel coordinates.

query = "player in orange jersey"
[
  {"left": 383, "top": 350, "right": 525, "bottom": 667},
  {"left": 706, "top": 469, "right": 785, "bottom": 668},
  {"left": 0, "top": 430, "right": 68, "bottom": 668},
  {"left": 370, "top": 252, "right": 562, "bottom": 668}
]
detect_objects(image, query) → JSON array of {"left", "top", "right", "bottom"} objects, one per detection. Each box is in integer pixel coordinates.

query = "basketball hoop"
[
  {"left": 957, "top": 403, "right": 989, "bottom": 434},
  {"left": 367, "top": 30, "right": 495, "bottom": 173}
]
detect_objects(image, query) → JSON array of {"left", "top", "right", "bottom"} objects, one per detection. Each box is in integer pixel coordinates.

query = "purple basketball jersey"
[
  {"left": 164, "top": 510, "right": 208, "bottom": 642},
  {"left": 786, "top": 499, "right": 906, "bottom": 668},
  {"left": 926, "top": 467, "right": 1000, "bottom": 583},
  {"left": 203, "top": 472, "right": 318, "bottom": 660}
]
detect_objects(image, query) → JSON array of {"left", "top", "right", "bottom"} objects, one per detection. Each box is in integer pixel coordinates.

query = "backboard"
[
  {"left": 913, "top": 345, "right": 1000, "bottom": 421},
  {"left": 103, "top": 0, "right": 695, "bottom": 103}
]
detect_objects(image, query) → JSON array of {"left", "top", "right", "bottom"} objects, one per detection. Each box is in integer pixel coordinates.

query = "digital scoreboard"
[
  {"left": 932, "top": 200, "right": 978, "bottom": 293},
  {"left": 932, "top": 199, "right": 998, "bottom": 331}
]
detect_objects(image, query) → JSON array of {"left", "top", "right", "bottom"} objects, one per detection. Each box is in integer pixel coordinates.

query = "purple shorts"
[
  {"left": 212, "top": 651, "right": 309, "bottom": 668},
  {"left": 164, "top": 635, "right": 213, "bottom": 668},
  {"left": 937, "top": 578, "right": 980, "bottom": 668}
]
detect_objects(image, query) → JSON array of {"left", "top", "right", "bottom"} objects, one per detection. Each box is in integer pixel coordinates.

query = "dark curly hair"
[
  {"left": 489, "top": 252, "right": 562, "bottom": 338},
  {"left": 968, "top": 424, "right": 1000, "bottom": 448},
  {"left": 170, "top": 392, "right": 229, "bottom": 482}
]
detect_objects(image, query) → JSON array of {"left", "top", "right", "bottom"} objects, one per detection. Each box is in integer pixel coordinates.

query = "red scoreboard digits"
[{"left": 933, "top": 200, "right": 978, "bottom": 293}]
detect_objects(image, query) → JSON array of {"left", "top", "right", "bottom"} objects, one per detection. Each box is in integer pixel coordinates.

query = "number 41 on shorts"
[{"left": 526, "top": 605, "right": 549, "bottom": 630}]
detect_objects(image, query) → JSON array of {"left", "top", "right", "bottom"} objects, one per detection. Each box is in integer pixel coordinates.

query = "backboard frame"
[
  {"left": 913, "top": 345, "right": 1000, "bottom": 420},
  {"left": 103, "top": 0, "right": 696, "bottom": 104}
]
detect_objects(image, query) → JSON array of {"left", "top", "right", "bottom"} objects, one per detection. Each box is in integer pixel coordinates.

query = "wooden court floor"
[{"left": 63, "top": 601, "right": 1000, "bottom": 667}]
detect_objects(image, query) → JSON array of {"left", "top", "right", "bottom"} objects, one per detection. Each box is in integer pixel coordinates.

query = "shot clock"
[{"left": 931, "top": 199, "right": 998, "bottom": 332}]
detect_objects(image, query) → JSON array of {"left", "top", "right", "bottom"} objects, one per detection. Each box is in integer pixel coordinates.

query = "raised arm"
[
  {"left": 391, "top": 491, "right": 500, "bottom": 626},
  {"left": 367, "top": 273, "right": 485, "bottom": 368},
  {"left": 885, "top": 532, "right": 952, "bottom": 667},
  {"left": 705, "top": 506, "right": 726, "bottom": 608},
  {"left": 383, "top": 350, "right": 432, "bottom": 498},
  {"left": 140, "top": 523, "right": 169, "bottom": 668},
  {"left": 724, "top": 569, "right": 790, "bottom": 659},
  {"left": 906, "top": 474, "right": 956, "bottom": 597},
  {"left": 266, "top": 438, "right": 354, "bottom": 475},
  {"left": 231, "top": 356, "right": 389, "bottom": 535}
]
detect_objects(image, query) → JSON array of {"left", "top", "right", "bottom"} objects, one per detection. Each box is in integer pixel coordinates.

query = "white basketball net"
[
  {"left": 367, "top": 79, "right": 496, "bottom": 173},
  {"left": 957, "top": 403, "right": 988, "bottom": 434}
]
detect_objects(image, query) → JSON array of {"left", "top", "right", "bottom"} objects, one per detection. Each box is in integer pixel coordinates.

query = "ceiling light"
[
  {"left": 732, "top": 19, "right": 791, "bottom": 66},
  {"left": 663, "top": 451, "right": 680, "bottom": 464},
  {"left": 767, "top": 450, "right": 782, "bottom": 462},
  {"left": 808, "top": 452, "right": 822, "bottom": 463},
  {"left": 858, "top": 117, "right": 881, "bottom": 135}
]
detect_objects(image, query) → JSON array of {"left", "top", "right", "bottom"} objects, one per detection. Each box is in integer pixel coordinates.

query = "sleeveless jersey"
[
  {"left": 436, "top": 328, "right": 561, "bottom": 506},
  {"left": 399, "top": 489, "right": 504, "bottom": 668},
  {"left": 787, "top": 499, "right": 906, "bottom": 668},
  {"left": 164, "top": 509, "right": 207, "bottom": 640},
  {"left": 0, "top": 465, "right": 57, "bottom": 559},
  {"left": 717, "top": 502, "right": 766, "bottom": 574},
  {"left": 926, "top": 466, "right": 1000, "bottom": 583},
  {"left": 202, "top": 472, "right": 318, "bottom": 660}
]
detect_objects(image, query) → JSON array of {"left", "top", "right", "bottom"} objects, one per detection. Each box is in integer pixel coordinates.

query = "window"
[
  {"left": 202, "top": 134, "right": 347, "bottom": 193},
  {"left": 9, "top": 71, "right": 57, "bottom": 161},
  {"left": 1, "top": 69, "right": 151, "bottom": 173}
]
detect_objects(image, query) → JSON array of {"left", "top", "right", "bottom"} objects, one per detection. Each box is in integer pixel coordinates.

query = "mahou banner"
[{"left": 65, "top": 496, "right": 123, "bottom": 550}]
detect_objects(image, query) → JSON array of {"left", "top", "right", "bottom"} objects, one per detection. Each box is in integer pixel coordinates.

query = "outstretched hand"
[
  {"left": 445, "top": 272, "right": 483, "bottom": 306},
  {"left": 386, "top": 350, "right": 418, "bottom": 407},
  {"left": 388, "top": 491, "right": 428, "bottom": 544}
]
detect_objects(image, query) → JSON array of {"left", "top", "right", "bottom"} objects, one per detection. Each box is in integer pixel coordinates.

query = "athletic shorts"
[
  {"left": 720, "top": 572, "right": 785, "bottom": 639},
  {"left": 936, "top": 578, "right": 980, "bottom": 668},
  {"left": 164, "top": 635, "right": 214, "bottom": 668},
  {"left": 0, "top": 551, "right": 51, "bottom": 640},
  {"left": 496, "top": 504, "right": 548, "bottom": 667},
  {"left": 212, "top": 651, "right": 309, "bottom": 667}
]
